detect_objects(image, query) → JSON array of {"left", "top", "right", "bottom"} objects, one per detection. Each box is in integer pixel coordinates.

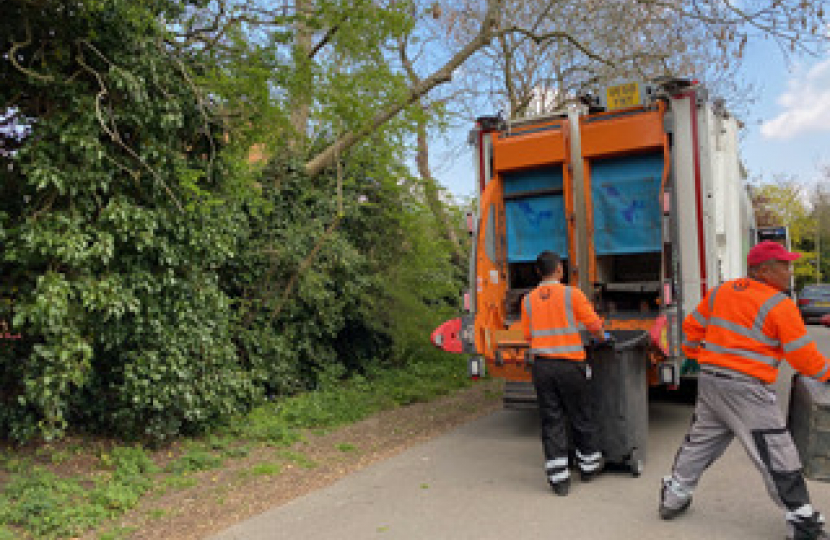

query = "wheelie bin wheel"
[{"left": 630, "top": 449, "right": 644, "bottom": 477}]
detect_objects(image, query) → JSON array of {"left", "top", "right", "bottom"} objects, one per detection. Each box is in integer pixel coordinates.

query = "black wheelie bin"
[
  {"left": 587, "top": 330, "right": 650, "bottom": 476},
  {"left": 788, "top": 373, "right": 830, "bottom": 482}
]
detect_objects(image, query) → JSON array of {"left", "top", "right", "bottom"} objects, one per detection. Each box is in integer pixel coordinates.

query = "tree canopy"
[{"left": 752, "top": 177, "right": 830, "bottom": 288}]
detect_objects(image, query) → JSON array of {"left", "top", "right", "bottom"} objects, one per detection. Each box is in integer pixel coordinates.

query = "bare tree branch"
[
  {"left": 305, "top": 0, "right": 505, "bottom": 176},
  {"left": 77, "top": 41, "right": 184, "bottom": 211},
  {"left": 309, "top": 22, "right": 344, "bottom": 59},
  {"left": 398, "top": 33, "right": 465, "bottom": 264},
  {"left": 7, "top": 18, "right": 54, "bottom": 82}
]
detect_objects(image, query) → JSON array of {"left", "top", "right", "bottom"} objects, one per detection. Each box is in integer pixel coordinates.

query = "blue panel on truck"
[
  {"left": 503, "top": 167, "right": 563, "bottom": 194},
  {"left": 503, "top": 167, "right": 567, "bottom": 262},
  {"left": 591, "top": 153, "right": 663, "bottom": 255}
]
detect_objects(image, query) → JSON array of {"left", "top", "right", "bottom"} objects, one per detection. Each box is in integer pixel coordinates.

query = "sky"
[
  {"left": 741, "top": 40, "right": 830, "bottom": 189},
  {"left": 432, "top": 39, "right": 830, "bottom": 201}
]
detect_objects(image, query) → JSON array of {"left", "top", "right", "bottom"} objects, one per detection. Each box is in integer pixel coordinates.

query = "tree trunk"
[
  {"left": 290, "top": 0, "right": 312, "bottom": 149},
  {"left": 415, "top": 114, "right": 465, "bottom": 266}
]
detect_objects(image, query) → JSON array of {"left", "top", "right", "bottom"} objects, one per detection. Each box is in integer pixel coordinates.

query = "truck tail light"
[{"left": 798, "top": 299, "right": 810, "bottom": 306}]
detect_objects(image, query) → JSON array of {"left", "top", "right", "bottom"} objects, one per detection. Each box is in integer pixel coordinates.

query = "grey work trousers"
[{"left": 663, "top": 370, "right": 824, "bottom": 536}]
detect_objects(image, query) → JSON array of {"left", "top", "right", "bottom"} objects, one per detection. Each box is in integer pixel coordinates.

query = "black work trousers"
[{"left": 531, "top": 357, "right": 599, "bottom": 463}]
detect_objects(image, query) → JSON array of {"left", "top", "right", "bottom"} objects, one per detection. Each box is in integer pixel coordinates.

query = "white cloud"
[{"left": 760, "top": 57, "right": 830, "bottom": 140}]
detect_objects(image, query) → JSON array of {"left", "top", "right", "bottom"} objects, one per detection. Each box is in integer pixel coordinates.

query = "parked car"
[
  {"left": 821, "top": 313, "right": 830, "bottom": 327},
  {"left": 797, "top": 284, "right": 830, "bottom": 324}
]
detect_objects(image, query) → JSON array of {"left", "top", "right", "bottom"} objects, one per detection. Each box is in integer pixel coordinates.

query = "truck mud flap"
[{"left": 503, "top": 381, "right": 537, "bottom": 409}]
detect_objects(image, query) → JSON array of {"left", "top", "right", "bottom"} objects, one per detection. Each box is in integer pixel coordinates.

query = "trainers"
[
  {"left": 659, "top": 476, "right": 692, "bottom": 520},
  {"left": 659, "top": 497, "right": 692, "bottom": 520},
  {"left": 551, "top": 479, "right": 570, "bottom": 497}
]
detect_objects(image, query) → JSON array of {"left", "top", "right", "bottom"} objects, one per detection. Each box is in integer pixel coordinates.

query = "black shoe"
[
  {"left": 785, "top": 529, "right": 830, "bottom": 540},
  {"left": 551, "top": 479, "right": 570, "bottom": 496},
  {"left": 659, "top": 497, "right": 691, "bottom": 520},
  {"left": 581, "top": 469, "right": 601, "bottom": 482},
  {"left": 785, "top": 509, "right": 827, "bottom": 539},
  {"left": 580, "top": 456, "right": 604, "bottom": 482}
]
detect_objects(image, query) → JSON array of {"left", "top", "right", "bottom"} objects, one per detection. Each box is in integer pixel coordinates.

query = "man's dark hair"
[{"left": 536, "top": 251, "right": 561, "bottom": 277}]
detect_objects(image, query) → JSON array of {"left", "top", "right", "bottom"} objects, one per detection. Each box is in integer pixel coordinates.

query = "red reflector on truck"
[{"left": 430, "top": 318, "right": 463, "bottom": 353}]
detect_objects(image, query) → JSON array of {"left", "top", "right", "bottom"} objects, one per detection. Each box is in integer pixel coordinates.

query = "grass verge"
[{"left": 0, "top": 353, "right": 475, "bottom": 539}]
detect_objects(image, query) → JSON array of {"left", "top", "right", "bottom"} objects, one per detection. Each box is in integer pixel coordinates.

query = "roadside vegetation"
[
  {"left": 0, "top": 352, "right": 473, "bottom": 539},
  {"left": 1, "top": 3, "right": 476, "bottom": 537}
]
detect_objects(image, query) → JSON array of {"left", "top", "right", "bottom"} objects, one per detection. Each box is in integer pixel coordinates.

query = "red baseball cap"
[{"left": 747, "top": 241, "right": 801, "bottom": 266}]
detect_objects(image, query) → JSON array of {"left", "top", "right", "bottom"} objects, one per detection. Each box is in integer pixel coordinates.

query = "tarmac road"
[{"left": 211, "top": 325, "right": 830, "bottom": 540}]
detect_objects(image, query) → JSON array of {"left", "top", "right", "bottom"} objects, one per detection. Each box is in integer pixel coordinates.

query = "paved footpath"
[{"left": 210, "top": 327, "right": 830, "bottom": 540}]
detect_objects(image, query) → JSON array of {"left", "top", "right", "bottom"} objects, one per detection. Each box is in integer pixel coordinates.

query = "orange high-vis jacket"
[
  {"left": 682, "top": 277, "right": 830, "bottom": 384},
  {"left": 521, "top": 281, "right": 603, "bottom": 361}
]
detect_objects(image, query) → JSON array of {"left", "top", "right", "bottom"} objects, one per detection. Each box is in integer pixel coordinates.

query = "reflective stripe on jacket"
[
  {"left": 521, "top": 281, "right": 602, "bottom": 361},
  {"left": 682, "top": 278, "right": 830, "bottom": 384}
]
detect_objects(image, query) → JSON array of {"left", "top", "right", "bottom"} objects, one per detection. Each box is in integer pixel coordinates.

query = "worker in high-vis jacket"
[
  {"left": 659, "top": 241, "right": 830, "bottom": 540},
  {"left": 521, "top": 250, "right": 608, "bottom": 497}
]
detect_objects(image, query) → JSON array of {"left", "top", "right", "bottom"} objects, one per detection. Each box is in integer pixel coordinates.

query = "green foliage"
[
  {"left": 753, "top": 181, "right": 813, "bottom": 244},
  {"left": 224, "top": 350, "right": 469, "bottom": 443},
  {"left": 106, "top": 445, "right": 159, "bottom": 478},
  {"left": 1, "top": 0, "right": 466, "bottom": 444},
  {"left": 146, "top": 508, "right": 168, "bottom": 520},
  {"left": 0, "top": 466, "right": 141, "bottom": 539},
  {"left": 222, "top": 444, "right": 251, "bottom": 459},
  {"left": 165, "top": 447, "right": 223, "bottom": 474},
  {"left": 225, "top": 147, "right": 461, "bottom": 398},
  {"left": 0, "top": 444, "right": 157, "bottom": 538},
  {"left": 245, "top": 462, "right": 282, "bottom": 477},
  {"left": 89, "top": 480, "right": 145, "bottom": 517},
  {"left": 97, "top": 526, "right": 138, "bottom": 540},
  {"left": 0, "top": 453, "right": 31, "bottom": 474},
  {"left": 336, "top": 442, "right": 357, "bottom": 453},
  {"left": 1, "top": 473, "right": 100, "bottom": 538},
  {"left": 0, "top": 0, "right": 260, "bottom": 442},
  {"left": 276, "top": 450, "right": 318, "bottom": 470},
  {"left": 753, "top": 180, "right": 830, "bottom": 288},
  {"left": 162, "top": 475, "right": 198, "bottom": 490}
]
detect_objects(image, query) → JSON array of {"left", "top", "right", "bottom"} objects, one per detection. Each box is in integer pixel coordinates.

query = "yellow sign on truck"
[{"left": 605, "top": 82, "right": 641, "bottom": 111}]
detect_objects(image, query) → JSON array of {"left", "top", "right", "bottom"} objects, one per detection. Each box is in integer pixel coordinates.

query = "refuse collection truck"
[{"left": 431, "top": 78, "right": 757, "bottom": 407}]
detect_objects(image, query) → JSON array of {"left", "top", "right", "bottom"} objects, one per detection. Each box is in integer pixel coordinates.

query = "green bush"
[
  {"left": 0, "top": 0, "right": 465, "bottom": 443},
  {"left": 0, "top": 0, "right": 260, "bottom": 441}
]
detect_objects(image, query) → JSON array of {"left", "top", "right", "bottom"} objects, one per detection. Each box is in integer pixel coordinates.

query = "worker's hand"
[
  {"left": 590, "top": 332, "right": 613, "bottom": 348},
  {"left": 603, "top": 332, "right": 616, "bottom": 347}
]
